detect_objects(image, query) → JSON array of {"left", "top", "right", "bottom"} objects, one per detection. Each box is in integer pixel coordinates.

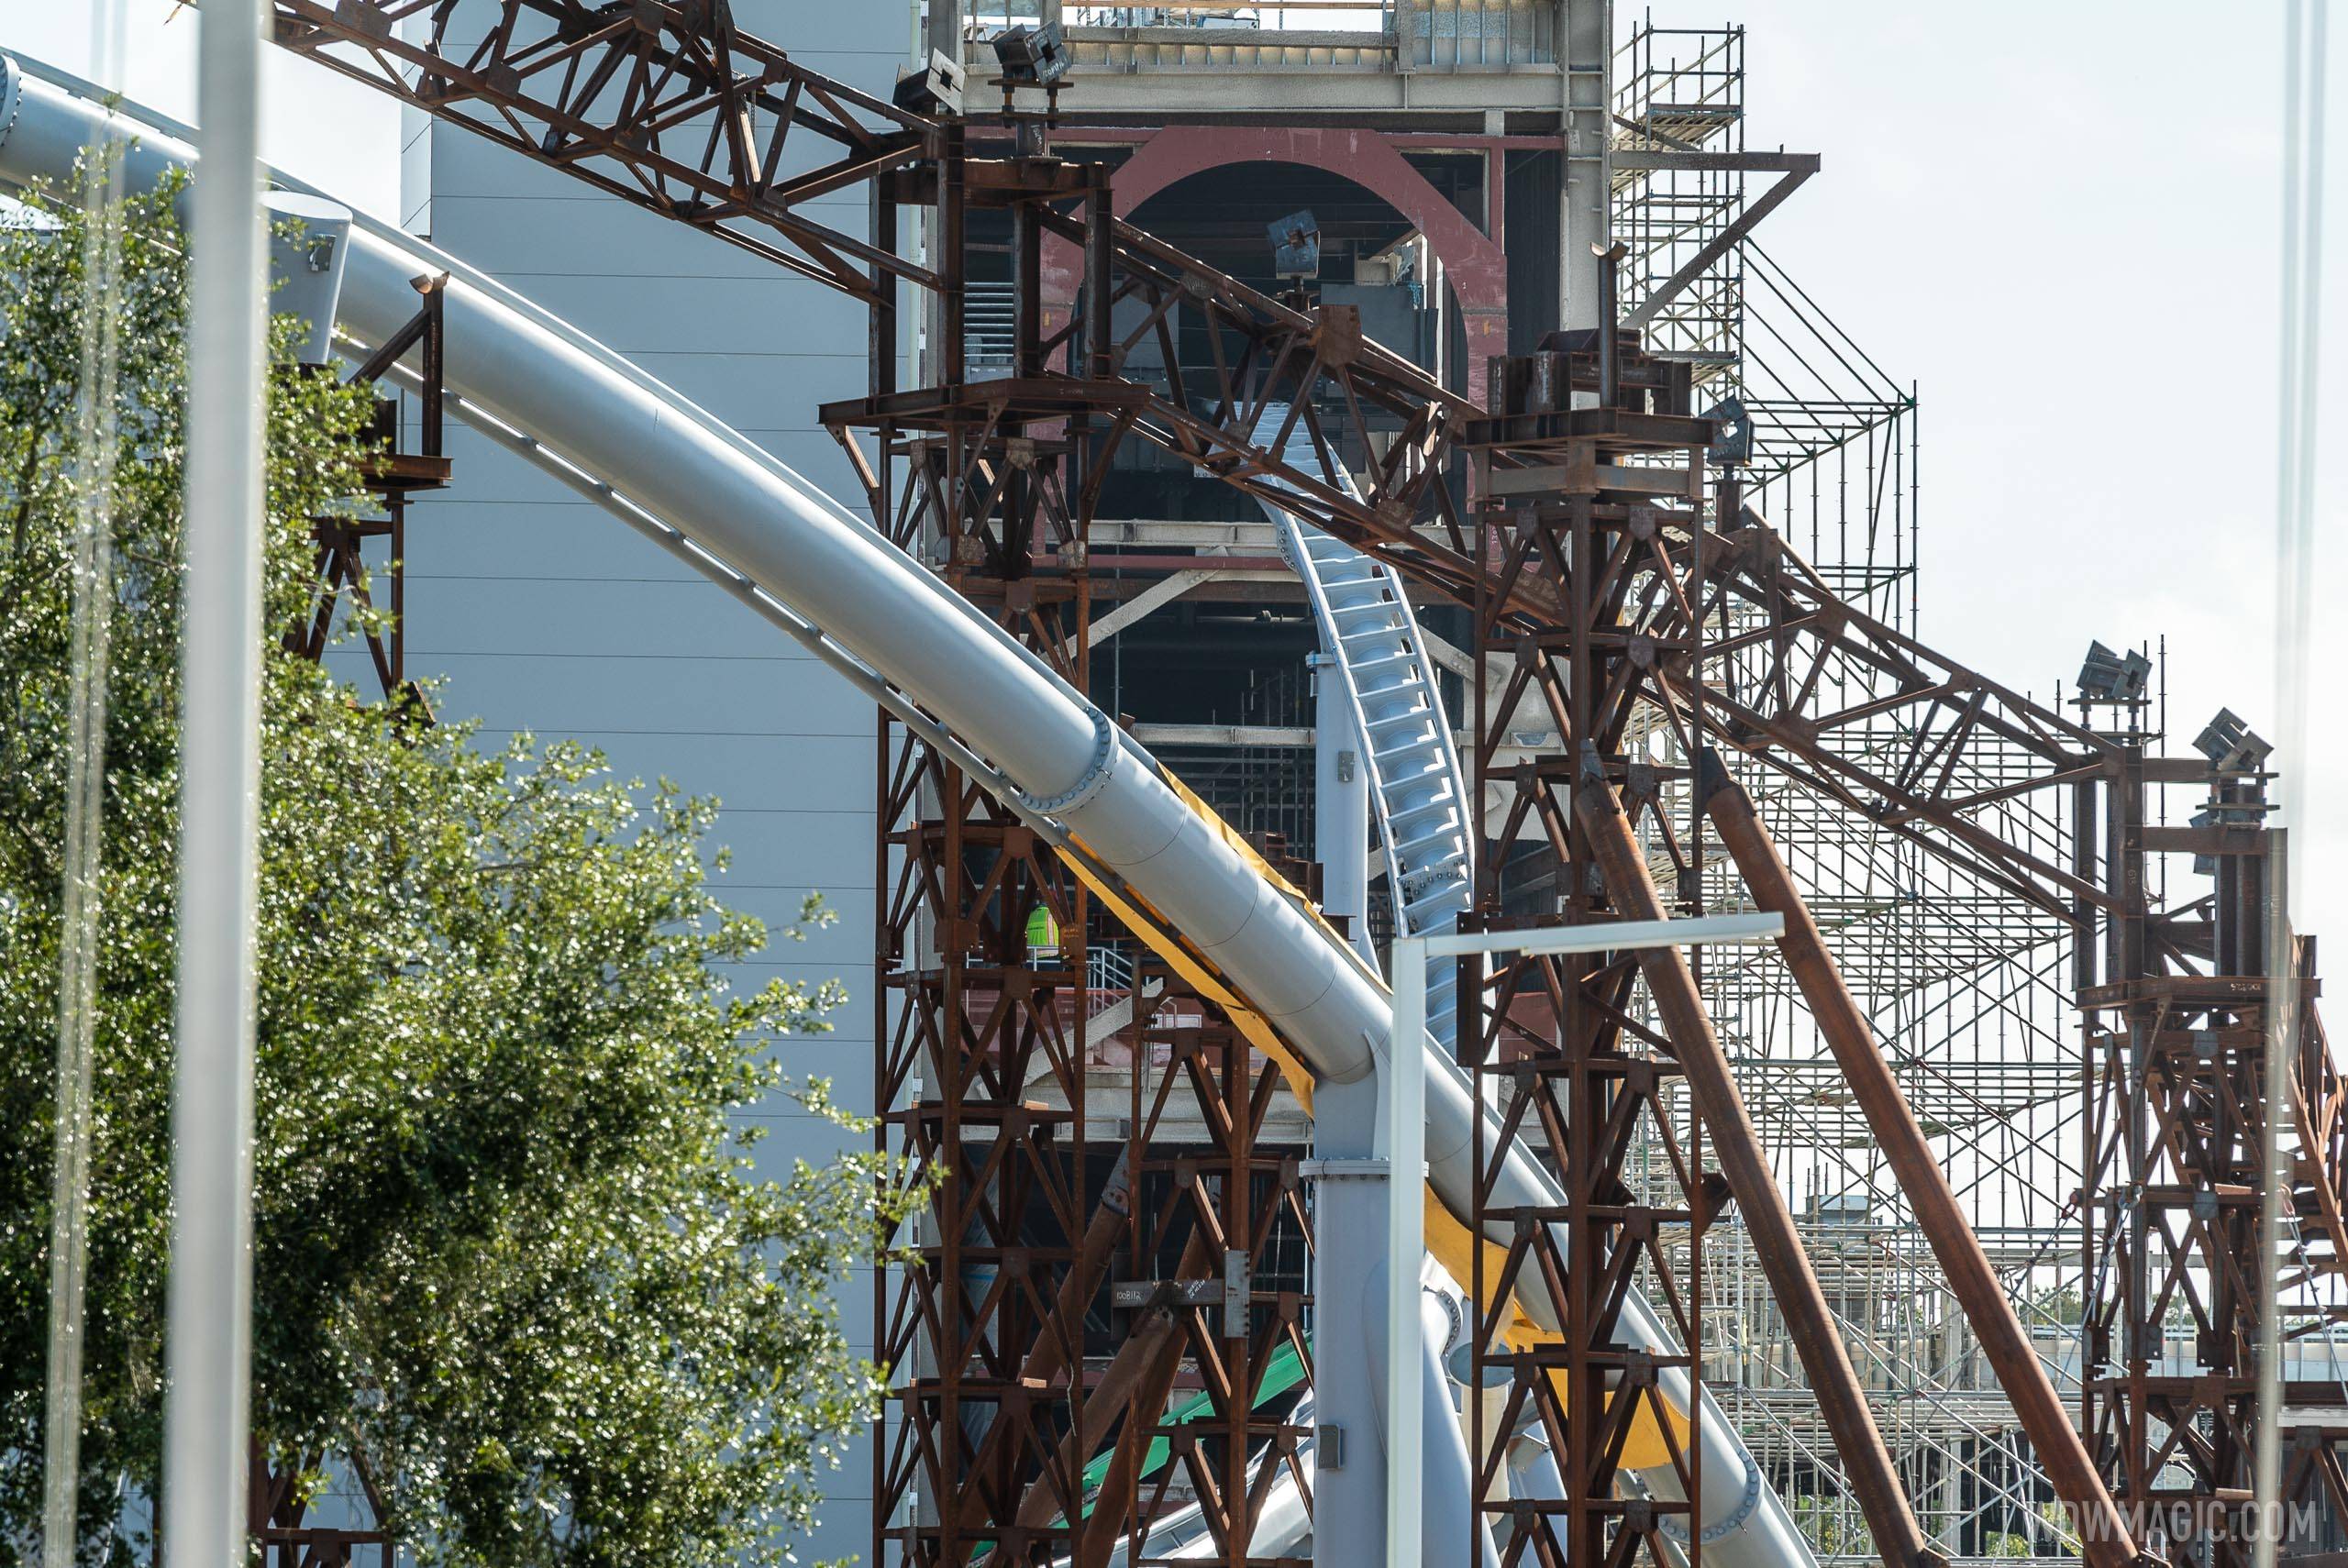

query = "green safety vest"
[{"left": 1024, "top": 904, "right": 1059, "bottom": 951}]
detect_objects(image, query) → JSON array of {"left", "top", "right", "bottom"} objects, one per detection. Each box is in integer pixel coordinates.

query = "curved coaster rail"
[{"left": 1256, "top": 403, "right": 1474, "bottom": 1050}]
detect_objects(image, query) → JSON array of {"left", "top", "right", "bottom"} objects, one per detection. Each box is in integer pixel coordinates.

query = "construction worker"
[{"left": 1024, "top": 901, "right": 1060, "bottom": 966}]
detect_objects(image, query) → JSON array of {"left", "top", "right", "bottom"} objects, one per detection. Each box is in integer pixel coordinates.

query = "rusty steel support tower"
[
  {"left": 1459, "top": 326, "right": 1723, "bottom": 1568},
  {"left": 2079, "top": 717, "right": 2348, "bottom": 1568},
  {"left": 836, "top": 134, "right": 1117, "bottom": 1565},
  {"left": 833, "top": 116, "right": 1317, "bottom": 1564},
  {"left": 232, "top": 9, "right": 2348, "bottom": 1563},
  {"left": 286, "top": 274, "right": 448, "bottom": 715},
  {"left": 1458, "top": 324, "right": 1951, "bottom": 1568},
  {"left": 1116, "top": 962, "right": 1315, "bottom": 1567}
]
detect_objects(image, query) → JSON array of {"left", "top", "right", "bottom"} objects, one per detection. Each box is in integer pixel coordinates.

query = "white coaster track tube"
[{"left": 0, "top": 55, "right": 1814, "bottom": 1568}]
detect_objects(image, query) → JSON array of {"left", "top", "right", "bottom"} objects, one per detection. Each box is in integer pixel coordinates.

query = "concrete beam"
[
  {"left": 1131, "top": 723, "right": 1315, "bottom": 749},
  {"left": 1090, "top": 517, "right": 1282, "bottom": 550}
]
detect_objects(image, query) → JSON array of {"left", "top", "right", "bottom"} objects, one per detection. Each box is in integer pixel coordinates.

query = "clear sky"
[{"left": 10, "top": 2, "right": 2342, "bottom": 944}]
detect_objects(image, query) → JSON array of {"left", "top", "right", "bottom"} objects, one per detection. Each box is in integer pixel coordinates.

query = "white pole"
[
  {"left": 1378, "top": 914, "right": 1778, "bottom": 1567},
  {"left": 1312, "top": 650, "right": 1374, "bottom": 965},
  {"left": 1387, "top": 933, "right": 1428, "bottom": 1568},
  {"left": 165, "top": 0, "right": 267, "bottom": 1561},
  {"left": 2260, "top": 6, "right": 2325, "bottom": 1567}
]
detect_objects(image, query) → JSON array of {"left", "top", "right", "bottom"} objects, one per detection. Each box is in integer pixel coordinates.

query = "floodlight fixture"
[
  {"left": 1705, "top": 395, "right": 1752, "bottom": 467},
  {"left": 2077, "top": 640, "right": 2153, "bottom": 704},
  {"left": 1268, "top": 208, "right": 1321, "bottom": 279},
  {"left": 894, "top": 49, "right": 966, "bottom": 116},
  {"left": 2189, "top": 808, "right": 2219, "bottom": 876},
  {"left": 2194, "top": 708, "right": 2274, "bottom": 774},
  {"left": 991, "top": 22, "right": 1070, "bottom": 86}
]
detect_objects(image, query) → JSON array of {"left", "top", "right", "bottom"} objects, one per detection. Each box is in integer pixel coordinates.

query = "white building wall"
[{"left": 392, "top": 9, "right": 914, "bottom": 1560}]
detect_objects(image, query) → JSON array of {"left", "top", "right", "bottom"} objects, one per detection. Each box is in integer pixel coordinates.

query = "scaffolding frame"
[{"left": 1613, "top": 20, "right": 2075, "bottom": 1565}]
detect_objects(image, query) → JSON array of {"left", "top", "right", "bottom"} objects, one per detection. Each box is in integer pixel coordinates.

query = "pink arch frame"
[{"left": 1042, "top": 125, "right": 1510, "bottom": 399}]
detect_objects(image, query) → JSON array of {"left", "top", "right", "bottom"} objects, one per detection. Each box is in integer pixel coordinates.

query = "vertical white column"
[
  {"left": 2258, "top": 6, "right": 2326, "bottom": 1562},
  {"left": 1312, "top": 650, "right": 1373, "bottom": 964},
  {"left": 1386, "top": 935, "right": 1428, "bottom": 1568},
  {"left": 1559, "top": 0, "right": 1613, "bottom": 333},
  {"left": 166, "top": 1, "right": 267, "bottom": 1562}
]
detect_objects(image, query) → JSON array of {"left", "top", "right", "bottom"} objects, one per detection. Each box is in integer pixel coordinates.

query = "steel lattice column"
[
  {"left": 845, "top": 144, "right": 1114, "bottom": 1568},
  {"left": 2079, "top": 754, "right": 2348, "bottom": 1568},
  {"left": 1457, "top": 326, "right": 1929, "bottom": 1568},
  {"left": 1458, "top": 329, "right": 1722, "bottom": 1568},
  {"left": 1113, "top": 964, "right": 1313, "bottom": 1567}
]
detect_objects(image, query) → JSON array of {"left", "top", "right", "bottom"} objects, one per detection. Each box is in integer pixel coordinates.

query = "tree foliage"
[{"left": 0, "top": 173, "right": 905, "bottom": 1568}]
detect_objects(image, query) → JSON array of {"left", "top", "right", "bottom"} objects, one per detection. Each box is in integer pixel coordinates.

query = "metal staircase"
[{"left": 1252, "top": 404, "right": 1475, "bottom": 1049}]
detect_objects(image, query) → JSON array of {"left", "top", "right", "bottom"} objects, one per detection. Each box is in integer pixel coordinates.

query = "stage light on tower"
[
  {"left": 2076, "top": 639, "right": 2152, "bottom": 704},
  {"left": 991, "top": 22, "right": 1070, "bottom": 86},
  {"left": 893, "top": 50, "right": 966, "bottom": 116},
  {"left": 1268, "top": 208, "right": 1321, "bottom": 280},
  {"left": 2194, "top": 708, "right": 2274, "bottom": 774}
]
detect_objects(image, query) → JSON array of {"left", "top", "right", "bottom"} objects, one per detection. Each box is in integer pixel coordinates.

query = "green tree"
[{"left": 0, "top": 173, "right": 908, "bottom": 1567}]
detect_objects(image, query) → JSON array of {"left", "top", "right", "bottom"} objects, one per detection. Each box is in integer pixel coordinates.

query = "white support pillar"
[
  {"left": 1383, "top": 944, "right": 1427, "bottom": 1568},
  {"left": 1560, "top": 0, "right": 1613, "bottom": 333},
  {"left": 167, "top": 2, "right": 268, "bottom": 1564},
  {"left": 1312, "top": 650, "right": 1373, "bottom": 965},
  {"left": 1306, "top": 1078, "right": 1387, "bottom": 1568}
]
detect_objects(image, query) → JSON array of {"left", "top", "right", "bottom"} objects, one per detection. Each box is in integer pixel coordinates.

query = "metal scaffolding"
[{"left": 1612, "top": 19, "right": 2079, "bottom": 1564}]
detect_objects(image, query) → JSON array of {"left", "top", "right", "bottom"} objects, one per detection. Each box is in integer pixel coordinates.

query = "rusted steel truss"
[
  {"left": 255, "top": 10, "right": 2348, "bottom": 1563},
  {"left": 1458, "top": 336, "right": 1721, "bottom": 1568},
  {"left": 838, "top": 140, "right": 1321, "bottom": 1560},
  {"left": 269, "top": 0, "right": 938, "bottom": 302},
  {"left": 285, "top": 273, "right": 449, "bottom": 717},
  {"left": 1651, "top": 522, "right": 2115, "bottom": 925},
  {"left": 871, "top": 703, "right": 1096, "bottom": 1564},
  {"left": 860, "top": 410, "right": 1103, "bottom": 1563},
  {"left": 2081, "top": 749, "right": 2348, "bottom": 1568},
  {"left": 1458, "top": 332, "right": 1945, "bottom": 1568},
  {"left": 248, "top": 1438, "right": 392, "bottom": 1568},
  {"left": 268, "top": 0, "right": 2120, "bottom": 937},
  {"left": 1114, "top": 966, "right": 1313, "bottom": 1567}
]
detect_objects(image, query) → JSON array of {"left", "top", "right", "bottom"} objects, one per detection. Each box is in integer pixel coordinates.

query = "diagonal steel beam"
[
  {"left": 1699, "top": 748, "right": 2143, "bottom": 1568},
  {"left": 1574, "top": 745, "right": 1939, "bottom": 1568},
  {"left": 1625, "top": 154, "right": 1819, "bottom": 330}
]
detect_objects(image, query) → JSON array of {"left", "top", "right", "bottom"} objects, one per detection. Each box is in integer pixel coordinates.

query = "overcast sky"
[
  {"left": 11, "top": 2, "right": 2342, "bottom": 944},
  {"left": 1669, "top": 2, "right": 2347, "bottom": 948}
]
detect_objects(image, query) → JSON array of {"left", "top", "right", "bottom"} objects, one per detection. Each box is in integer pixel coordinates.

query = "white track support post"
[
  {"left": 1386, "top": 934, "right": 1429, "bottom": 1568},
  {"left": 166, "top": 3, "right": 267, "bottom": 1564},
  {"left": 1384, "top": 913, "right": 1784, "bottom": 1566},
  {"left": 1312, "top": 650, "right": 1373, "bottom": 963}
]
